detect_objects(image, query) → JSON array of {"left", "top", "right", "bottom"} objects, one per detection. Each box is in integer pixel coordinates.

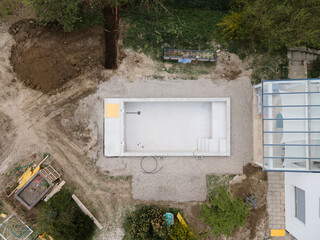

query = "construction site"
[{"left": 0, "top": 2, "right": 319, "bottom": 240}]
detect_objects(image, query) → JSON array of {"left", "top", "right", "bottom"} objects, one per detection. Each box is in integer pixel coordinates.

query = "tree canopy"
[
  {"left": 219, "top": 0, "right": 320, "bottom": 52},
  {"left": 37, "top": 188, "right": 96, "bottom": 240}
]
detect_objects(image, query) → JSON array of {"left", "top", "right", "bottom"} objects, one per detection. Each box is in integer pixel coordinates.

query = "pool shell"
[{"left": 104, "top": 98, "right": 230, "bottom": 157}]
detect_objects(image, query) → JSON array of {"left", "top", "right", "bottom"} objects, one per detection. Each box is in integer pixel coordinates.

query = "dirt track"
[{"left": 0, "top": 22, "right": 133, "bottom": 239}]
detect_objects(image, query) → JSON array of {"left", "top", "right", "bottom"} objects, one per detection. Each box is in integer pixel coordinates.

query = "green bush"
[
  {"left": 169, "top": 220, "right": 196, "bottom": 240},
  {"left": 123, "top": 205, "right": 172, "bottom": 240},
  {"left": 37, "top": 188, "right": 95, "bottom": 240},
  {"left": 200, "top": 186, "right": 250, "bottom": 238}
]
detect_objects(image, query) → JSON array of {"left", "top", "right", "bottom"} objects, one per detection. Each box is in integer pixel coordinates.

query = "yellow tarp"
[
  {"left": 271, "top": 229, "right": 285, "bottom": 236},
  {"left": 177, "top": 212, "right": 187, "bottom": 227},
  {"left": 17, "top": 165, "right": 40, "bottom": 189},
  {"left": 105, "top": 103, "right": 119, "bottom": 118}
]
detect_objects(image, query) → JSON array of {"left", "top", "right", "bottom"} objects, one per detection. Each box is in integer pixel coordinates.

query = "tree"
[
  {"left": 219, "top": 0, "right": 320, "bottom": 52},
  {"left": 38, "top": 188, "right": 95, "bottom": 240}
]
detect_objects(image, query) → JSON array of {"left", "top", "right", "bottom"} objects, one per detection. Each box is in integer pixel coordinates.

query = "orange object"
[
  {"left": 105, "top": 103, "right": 119, "bottom": 118},
  {"left": 271, "top": 229, "right": 285, "bottom": 236}
]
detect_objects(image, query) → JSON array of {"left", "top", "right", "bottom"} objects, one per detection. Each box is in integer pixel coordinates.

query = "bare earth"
[{"left": 0, "top": 11, "right": 267, "bottom": 239}]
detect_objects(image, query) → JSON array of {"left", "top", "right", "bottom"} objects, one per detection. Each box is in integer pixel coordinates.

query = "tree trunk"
[{"left": 103, "top": 5, "right": 118, "bottom": 69}]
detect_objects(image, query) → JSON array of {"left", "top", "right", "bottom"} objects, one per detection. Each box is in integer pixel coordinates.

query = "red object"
[{"left": 36, "top": 175, "right": 42, "bottom": 183}]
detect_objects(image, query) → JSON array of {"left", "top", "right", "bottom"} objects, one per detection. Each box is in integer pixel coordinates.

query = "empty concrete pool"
[{"left": 104, "top": 98, "right": 230, "bottom": 156}]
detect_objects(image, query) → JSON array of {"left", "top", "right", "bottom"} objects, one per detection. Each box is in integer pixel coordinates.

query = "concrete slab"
[
  {"left": 78, "top": 75, "right": 253, "bottom": 202},
  {"left": 132, "top": 172, "right": 207, "bottom": 202}
]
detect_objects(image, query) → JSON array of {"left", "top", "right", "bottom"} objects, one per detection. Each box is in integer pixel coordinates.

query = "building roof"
[{"left": 262, "top": 78, "right": 320, "bottom": 172}]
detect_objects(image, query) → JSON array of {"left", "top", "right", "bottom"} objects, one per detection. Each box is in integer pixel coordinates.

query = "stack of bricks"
[{"left": 267, "top": 171, "right": 285, "bottom": 230}]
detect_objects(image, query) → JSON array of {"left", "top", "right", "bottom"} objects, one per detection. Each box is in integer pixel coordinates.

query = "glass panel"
[
  {"left": 264, "top": 132, "right": 310, "bottom": 144},
  {"left": 280, "top": 93, "right": 307, "bottom": 107},
  {"left": 310, "top": 105, "right": 320, "bottom": 118},
  {"left": 264, "top": 145, "right": 307, "bottom": 158},
  {"left": 264, "top": 158, "right": 307, "bottom": 170},
  {"left": 279, "top": 81, "right": 306, "bottom": 92},
  {"left": 264, "top": 120, "right": 307, "bottom": 132},
  {"left": 295, "top": 187, "right": 306, "bottom": 224}
]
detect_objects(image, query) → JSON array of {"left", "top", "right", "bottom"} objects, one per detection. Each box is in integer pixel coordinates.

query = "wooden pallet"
[
  {"left": 163, "top": 48, "right": 217, "bottom": 62},
  {"left": 41, "top": 165, "right": 60, "bottom": 183}
]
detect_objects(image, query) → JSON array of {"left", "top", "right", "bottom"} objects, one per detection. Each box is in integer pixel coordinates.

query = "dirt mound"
[
  {"left": 10, "top": 20, "right": 104, "bottom": 93},
  {"left": 230, "top": 163, "right": 268, "bottom": 240}
]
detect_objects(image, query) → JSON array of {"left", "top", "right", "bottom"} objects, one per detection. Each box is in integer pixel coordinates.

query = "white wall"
[{"left": 285, "top": 172, "right": 320, "bottom": 240}]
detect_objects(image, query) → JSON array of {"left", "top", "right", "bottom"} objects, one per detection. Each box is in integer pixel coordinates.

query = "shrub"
[
  {"left": 200, "top": 186, "right": 250, "bottom": 238},
  {"left": 219, "top": 0, "right": 320, "bottom": 53},
  {"left": 169, "top": 220, "right": 196, "bottom": 240},
  {"left": 123, "top": 205, "right": 172, "bottom": 240},
  {"left": 37, "top": 188, "right": 95, "bottom": 240}
]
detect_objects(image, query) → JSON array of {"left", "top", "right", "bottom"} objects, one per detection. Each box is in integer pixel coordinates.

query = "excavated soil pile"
[
  {"left": 10, "top": 20, "right": 104, "bottom": 93},
  {"left": 230, "top": 163, "right": 268, "bottom": 239}
]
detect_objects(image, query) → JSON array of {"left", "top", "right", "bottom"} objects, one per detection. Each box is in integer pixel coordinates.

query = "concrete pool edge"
[{"left": 104, "top": 98, "right": 230, "bottom": 157}]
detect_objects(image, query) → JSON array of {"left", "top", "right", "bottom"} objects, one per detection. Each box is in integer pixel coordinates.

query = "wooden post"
[{"left": 72, "top": 194, "right": 103, "bottom": 230}]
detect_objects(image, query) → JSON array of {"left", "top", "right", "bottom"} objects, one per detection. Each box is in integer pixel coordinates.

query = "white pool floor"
[{"left": 125, "top": 102, "right": 211, "bottom": 152}]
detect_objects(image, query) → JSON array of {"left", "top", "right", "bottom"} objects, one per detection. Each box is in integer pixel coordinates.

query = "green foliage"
[
  {"left": 123, "top": 205, "right": 171, "bottom": 240},
  {"left": 169, "top": 221, "right": 196, "bottom": 240},
  {"left": 219, "top": 0, "right": 320, "bottom": 53},
  {"left": 123, "top": 205, "right": 188, "bottom": 240},
  {"left": 30, "top": 0, "right": 81, "bottom": 32},
  {"left": 166, "top": 0, "right": 233, "bottom": 11},
  {"left": 29, "top": 0, "right": 103, "bottom": 32},
  {"left": 0, "top": 0, "right": 19, "bottom": 19},
  {"left": 308, "top": 56, "right": 320, "bottom": 78},
  {"left": 122, "top": 6, "right": 224, "bottom": 58},
  {"left": 251, "top": 53, "right": 288, "bottom": 83},
  {"left": 38, "top": 188, "right": 95, "bottom": 240},
  {"left": 200, "top": 186, "right": 250, "bottom": 238}
]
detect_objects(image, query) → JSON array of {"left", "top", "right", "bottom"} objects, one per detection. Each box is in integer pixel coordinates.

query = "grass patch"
[
  {"left": 207, "top": 174, "right": 235, "bottom": 194},
  {"left": 0, "top": 0, "right": 19, "bottom": 19},
  {"left": 122, "top": 6, "right": 224, "bottom": 59}
]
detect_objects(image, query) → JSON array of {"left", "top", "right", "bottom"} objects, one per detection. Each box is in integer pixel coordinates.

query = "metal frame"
[
  {"left": 262, "top": 78, "right": 320, "bottom": 172},
  {"left": 0, "top": 215, "right": 33, "bottom": 240}
]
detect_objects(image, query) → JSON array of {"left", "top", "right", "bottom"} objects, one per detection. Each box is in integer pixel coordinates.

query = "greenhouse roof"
[{"left": 262, "top": 78, "right": 320, "bottom": 172}]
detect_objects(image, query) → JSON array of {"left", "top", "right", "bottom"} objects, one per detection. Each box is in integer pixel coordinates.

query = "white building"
[
  {"left": 261, "top": 78, "right": 320, "bottom": 239},
  {"left": 285, "top": 172, "right": 320, "bottom": 240}
]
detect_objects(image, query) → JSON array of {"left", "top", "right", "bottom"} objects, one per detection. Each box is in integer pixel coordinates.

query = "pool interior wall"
[{"left": 104, "top": 98, "right": 230, "bottom": 157}]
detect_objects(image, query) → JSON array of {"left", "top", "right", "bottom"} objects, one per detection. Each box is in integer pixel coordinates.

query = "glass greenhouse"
[{"left": 262, "top": 78, "right": 320, "bottom": 172}]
